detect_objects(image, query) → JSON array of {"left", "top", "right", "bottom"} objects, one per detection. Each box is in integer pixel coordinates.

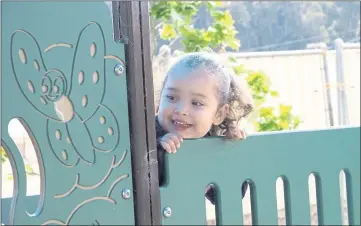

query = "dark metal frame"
[{"left": 112, "top": 1, "right": 161, "bottom": 225}]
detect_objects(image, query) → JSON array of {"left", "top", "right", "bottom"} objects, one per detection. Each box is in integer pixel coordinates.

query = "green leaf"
[
  {"left": 228, "top": 39, "right": 241, "bottom": 50},
  {"left": 25, "top": 164, "right": 34, "bottom": 174},
  {"left": 1, "top": 146, "right": 7, "bottom": 163},
  {"left": 228, "top": 56, "right": 237, "bottom": 63},
  {"left": 214, "top": 1, "right": 224, "bottom": 7},
  {"left": 270, "top": 91, "right": 279, "bottom": 97},
  {"left": 203, "top": 31, "right": 212, "bottom": 42},
  {"left": 259, "top": 106, "right": 274, "bottom": 118},
  {"left": 160, "top": 24, "right": 177, "bottom": 40},
  {"left": 220, "top": 10, "right": 235, "bottom": 27},
  {"left": 279, "top": 120, "right": 290, "bottom": 130},
  {"left": 207, "top": 1, "right": 224, "bottom": 9},
  {"left": 233, "top": 64, "right": 246, "bottom": 75},
  {"left": 280, "top": 104, "right": 292, "bottom": 116}
]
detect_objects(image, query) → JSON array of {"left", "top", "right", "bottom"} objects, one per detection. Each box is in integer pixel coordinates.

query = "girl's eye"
[
  {"left": 166, "top": 95, "right": 175, "bottom": 101},
  {"left": 192, "top": 101, "right": 204, "bottom": 106}
]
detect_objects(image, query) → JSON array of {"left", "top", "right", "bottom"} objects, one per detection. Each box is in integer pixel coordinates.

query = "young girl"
[{"left": 155, "top": 52, "right": 254, "bottom": 204}]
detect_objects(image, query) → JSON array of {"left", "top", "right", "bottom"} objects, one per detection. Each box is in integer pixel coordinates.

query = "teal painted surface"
[
  {"left": 1, "top": 2, "right": 135, "bottom": 225},
  {"left": 160, "top": 127, "right": 360, "bottom": 225}
]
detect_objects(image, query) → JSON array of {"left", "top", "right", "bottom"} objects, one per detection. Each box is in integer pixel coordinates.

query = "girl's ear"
[{"left": 213, "top": 104, "right": 229, "bottom": 126}]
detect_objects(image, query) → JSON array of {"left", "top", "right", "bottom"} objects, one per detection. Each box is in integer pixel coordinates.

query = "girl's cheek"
[
  {"left": 159, "top": 101, "right": 174, "bottom": 114},
  {"left": 159, "top": 99, "right": 170, "bottom": 108},
  {"left": 192, "top": 107, "right": 208, "bottom": 116}
]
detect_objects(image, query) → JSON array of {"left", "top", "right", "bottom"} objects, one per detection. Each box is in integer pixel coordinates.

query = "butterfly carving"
[{"left": 10, "top": 22, "right": 124, "bottom": 167}]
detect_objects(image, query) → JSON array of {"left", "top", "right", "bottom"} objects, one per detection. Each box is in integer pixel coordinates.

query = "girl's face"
[{"left": 157, "top": 69, "right": 229, "bottom": 139}]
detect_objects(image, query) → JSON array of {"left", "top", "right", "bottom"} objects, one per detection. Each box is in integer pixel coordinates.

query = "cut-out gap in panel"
[
  {"left": 339, "top": 170, "right": 349, "bottom": 226},
  {"left": 53, "top": 85, "right": 59, "bottom": 93},
  {"left": 8, "top": 118, "right": 41, "bottom": 196},
  {"left": 54, "top": 96, "right": 74, "bottom": 123},
  {"left": 1, "top": 145, "right": 14, "bottom": 198},
  {"left": 276, "top": 177, "right": 286, "bottom": 225},
  {"left": 90, "top": 42, "right": 97, "bottom": 57},
  {"left": 27, "top": 80, "right": 35, "bottom": 94},
  {"left": 108, "top": 127, "right": 114, "bottom": 136},
  {"left": 100, "top": 116, "right": 106, "bottom": 124},
  {"left": 18, "top": 48, "right": 27, "bottom": 64},
  {"left": 205, "top": 183, "right": 217, "bottom": 225},
  {"left": 242, "top": 180, "right": 252, "bottom": 226},
  {"left": 98, "top": 136, "right": 105, "bottom": 144},
  {"left": 82, "top": 95, "right": 88, "bottom": 107},
  {"left": 34, "top": 60, "right": 40, "bottom": 71},
  {"left": 78, "top": 71, "right": 85, "bottom": 85},
  {"left": 8, "top": 118, "right": 45, "bottom": 216},
  {"left": 93, "top": 71, "right": 99, "bottom": 84},
  {"left": 308, "top": 173, "right": 319, "bottom": 226}
]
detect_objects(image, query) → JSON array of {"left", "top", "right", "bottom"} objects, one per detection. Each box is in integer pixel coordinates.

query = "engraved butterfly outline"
[{"left": 10, "top": 21, "right": 125, "bottom": 167}]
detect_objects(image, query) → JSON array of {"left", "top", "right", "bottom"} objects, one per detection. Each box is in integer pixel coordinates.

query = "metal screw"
[
  {"left": 163, "top": 207, "right": 172, "bottom": 218},
  {"left": 122, "top": 189, "right": 131, "bottom": 199},
  {"left": 114, "top": 63, "right": 124, "bottom": 75}
]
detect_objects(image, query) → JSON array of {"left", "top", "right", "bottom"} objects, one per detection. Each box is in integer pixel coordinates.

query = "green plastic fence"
[{"left": 160, "top": 127, "right": 360, "bottom": 225}]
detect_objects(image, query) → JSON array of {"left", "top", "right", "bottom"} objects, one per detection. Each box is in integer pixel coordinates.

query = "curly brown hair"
[{"left": 157, "top": 51, "right": 254, "bottom": 140}]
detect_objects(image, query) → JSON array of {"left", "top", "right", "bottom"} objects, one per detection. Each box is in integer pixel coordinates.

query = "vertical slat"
[
  {"left": 346, "top": 170, "right": 360, "bottom": 225},
  {"left": 139, "top": 1, "right": 161, "bottom": 225},
  {"left": 316, "top": 172, "right": 343, "bottom": 225},
  {"left": 284, "top": 176, "right": 311, "bottom": 225},
  {"left": 251, "top": 179, "right": 278, "bottom": 225},
  {"left": 346, "top": 128, "right": 361, "bottom": 225},
  {"left": 118, "top": 1, "right": 153, "bottom": 225},
  {"left": 217, "top": 183, "right": 243, "bottom": 225}
]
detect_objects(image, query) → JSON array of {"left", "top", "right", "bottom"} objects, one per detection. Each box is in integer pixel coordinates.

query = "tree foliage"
[
  {"left": 153, "top": 1, "right": 360, "bottom": 52},
  {"left": 1, "top": 146, "right": 6, "bottom": 163}
]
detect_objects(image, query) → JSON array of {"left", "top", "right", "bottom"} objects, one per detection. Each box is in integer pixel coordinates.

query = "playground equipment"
[{"left": 1, "top": 2, "right": 359, "bottom": 225}]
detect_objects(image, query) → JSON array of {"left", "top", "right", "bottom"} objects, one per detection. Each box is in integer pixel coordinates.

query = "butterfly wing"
[
  {"left": 46, "top": 119, "right": 80, "bottom": 167},
  {"left": 68, "top": 22, "right": 106, "bottom": 122},
  {"left": 46, "top": 114, "right": 96, "bottom": 166},
  {"left": 10, "top": 30, "right": 60, "bottom": 121},
  {"left": 84, "top": 104, "right": 120, "bottom": 153}
]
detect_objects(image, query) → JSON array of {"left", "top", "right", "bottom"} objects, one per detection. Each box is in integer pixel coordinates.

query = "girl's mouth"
[{"left": 172, "top": 120, "right": 191, "bottom": 128}]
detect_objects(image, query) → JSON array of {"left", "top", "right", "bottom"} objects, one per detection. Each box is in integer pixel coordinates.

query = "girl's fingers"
[
  {"left": 161, "top": 136, "right": 177, "bottom": 153},
  {"left": 160, "top": 141, "right": 172, "bottom": 153},
  {"left": 174, "top": 132, "right": 184, "bottom": 142},
  {"left": 240, "top": 129, "right": 247, "bottom": 139},
  {"left": 160, "top": 132, "right": 184, "bottom": 153},
  {"left": 168, "top": 134, "right": 182, "bottom": 148}
]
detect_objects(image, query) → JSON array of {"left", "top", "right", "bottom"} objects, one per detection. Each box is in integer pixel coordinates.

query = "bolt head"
[
  {"left": 114, "top": 63, "right": 124, "bottom": 75},
  {"left": 163, "top": 207, "right": 172, "bottom": 218},
  {"left": 122, "top": 189, "right": 131, "bottom": 199}
]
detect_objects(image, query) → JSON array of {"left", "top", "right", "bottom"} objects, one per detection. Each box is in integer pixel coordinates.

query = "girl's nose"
[{"left": 174, "top": 103, "right": 188, "bottom": 115}]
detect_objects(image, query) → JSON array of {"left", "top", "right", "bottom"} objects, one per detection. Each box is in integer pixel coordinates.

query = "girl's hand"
[
  {"left": 160, "top": 132, "right": 184, "bottom": 154},
  {"left": 239, "top": 129, "right": 247, "bottom": 140}
]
